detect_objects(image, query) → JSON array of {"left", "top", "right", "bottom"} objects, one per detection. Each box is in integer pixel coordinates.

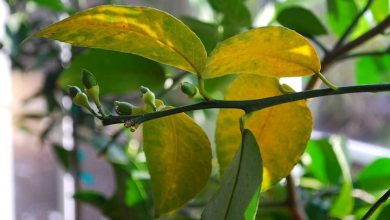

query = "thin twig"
[
  {"left": 339, "top": 50, "right": 390, "bottom": 60},
  {"left": 156, "top": 71, "right": 188, "bottom": 98},
  {"left": 309, "top": 37, "right": 329, "bottom": 54},
  {"left": 98, "top": 127, "right": 126, "bottom": 156},
  {"left": 333, "top": 0, "right": 375, "bottom": 49},
  {"left": 286, "top": 175, "right": 308, "bottom": 220},
  {"left": 361, "top": 189, "right": 390, "bottom": 220},
  {"left": 102, "top": 83, "right": 390, "bottom": 126},
  {"left": 305, "top": 15, "right": 390, "bottom": 90}
]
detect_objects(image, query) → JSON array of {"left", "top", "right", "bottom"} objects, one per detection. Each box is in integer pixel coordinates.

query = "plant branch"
[
  {"left": 102, "top": 83, "right": 390, "bottom": 126},
  {"left": 306, "top": 15, "right": 390, "bottom": 90},
  {"left": 361, "top": 189, "right": 390, "bottom": 220},
  {"left": 333, "top": 0, "right": 375, "bottom": 49},
  {"left": 339, "top": 50, "right": 390, "bottom": 60},
  {"left": 286, "top": 175, "right": 308, "bottom": 220}
]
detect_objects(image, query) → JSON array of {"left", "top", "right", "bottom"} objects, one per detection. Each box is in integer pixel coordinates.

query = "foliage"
[{"left": 5, "top": 0, "right": 390, "bottom": 219}]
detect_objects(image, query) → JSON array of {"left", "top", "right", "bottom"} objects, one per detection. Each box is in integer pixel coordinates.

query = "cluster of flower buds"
[{"left": 68, "top": 69, "right": 104, "bottom": 117}]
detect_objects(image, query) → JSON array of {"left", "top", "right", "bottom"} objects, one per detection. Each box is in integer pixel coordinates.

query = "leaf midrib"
[{"left": 223, "top": 134, "right": 245, "bottom": 220}]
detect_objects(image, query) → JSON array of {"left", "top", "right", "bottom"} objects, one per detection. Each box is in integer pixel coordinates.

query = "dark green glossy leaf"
[
  {"left": 355, "top": 158, "right": 390, "bottom": 192},
  {"left": 74, "top": 191, "right": 107, "bottom": 209},
  {"left": 277, "top": 6, "right": 327, "bottom": 36},
  {"left": 181, "top": 16, "right": 219, "bottom": 53},
  {"left": 356, "top": 55, "right": 390, "bottom": 84},
  {"left": 304, "top": 139, "right": 342, "bottom": 185},
  {"left": 52, "top": 144, "right": 71, "bottom": 170},
  {"left": 202, "top": 129, "right": 262, "bottom": 220},
  {"left": 208, "top": 0, "right": 251, "bottom": 28},
  {"left": 59, "top": 49, "right": 165, "bottom": 95},
  {"left": 103, "top": 163, "right": 151, "bottom": 220}
]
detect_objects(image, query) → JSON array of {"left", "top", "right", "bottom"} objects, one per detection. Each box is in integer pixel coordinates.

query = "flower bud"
[
  {"left": 114, "top": 101, "right": 134, "bottom": 115},
  {"left": 68, "top": 86, "right": 94, "bottom": 112},
  {"left": 140, "top": 86, "right": 156, "bottom": 111},
  {"left": 82, "top": 69, "right": 102, "bottom": 111},
  {"left": 180, "top": 82, "right": 198, "bottom": 98},
  {"left": 82, "top": 69, "right": 97, "bottom": 89}
]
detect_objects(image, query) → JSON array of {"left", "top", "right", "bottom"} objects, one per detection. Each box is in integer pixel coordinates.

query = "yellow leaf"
[
  {"left": 36, "top": 5, "right": 207, "bottom": 74},
  {"left": 143, "top": 110, "right": 212, "bottom": 216},
  {"left": 204, "top": 26, "right": 320, "bottom": 79},
  {"left": 216, "top": 75, "right": 312, "bottom": 190}
]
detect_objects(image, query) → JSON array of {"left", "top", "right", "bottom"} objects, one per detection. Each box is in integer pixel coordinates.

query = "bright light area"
[{"left": 0, "top": 1, "right": 14, "bottom": 219}]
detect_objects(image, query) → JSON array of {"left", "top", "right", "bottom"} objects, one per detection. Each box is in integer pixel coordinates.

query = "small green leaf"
[
  {"left": 143, "top": 109, "right": 212, "bottom": 216},
  {"left": 355, "top": 158, "right": 390, "bottom": 192},
  {"left": 52, "top": 144, "right": 72, "bottom": 170},
  {"left": 36, "top": 5, "right": 207, "bottom": 74},
  {"left": 277, "top": 6, "right": 327, "bottom": 36},
  {"left": 356, "top": 55, "right": 390, "bottom": 85},
  {"left": 329, "top": 137, "right": 353, "bottom": 218},
  {"left": 59, "top": 49, "right": 165, "bottom": 94},
  {"left": 304, "top": 139, "right": 342, "bottom": 186},
  {"left": 74, "top": 191, "right": 107, "bottom": 209},
  {"left": 202, "top": 129, "right": 262, "bottom": 220},
  {"left": 30, "top": 0, "right": 71, "bottom": 12}
]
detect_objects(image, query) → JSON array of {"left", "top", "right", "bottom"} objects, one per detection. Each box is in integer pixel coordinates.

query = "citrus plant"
[{"left": 31, "top": 2, "right": 390, "bottom": 220}]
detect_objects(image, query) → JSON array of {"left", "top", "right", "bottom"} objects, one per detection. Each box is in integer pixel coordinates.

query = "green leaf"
[
  {"left": 371, "top": 0, "right": 389, "bottom": 23},
  {"left": 59, "top": 49, "right": 165, "bottom": 94},
  {"left": 277, "top": 6, "right": 327, "bottom": 36},
  {"left": 202, "top": 129, "right": 262, "bottom": 220},
  {"left": 304, "top": 139, "right": 342, "bottom": 186},
  {"left": 329, "top": 137, "right": 353, "bottom": 218},
  {"left": 216, "top": 75, "right": 312, "bottom": 190},
  {"left": 378, "top": 203, "right": 390, "bottom": 220},
  {"left": 36, "top": 5, "right": 207, "bottom": 74},
  {"left": 74, "top": 191, "right": 107, "bottom": 209},
  {"left": 207, "top": 0, "right": 252, "bottom": 28},
  {"left": 204, "top": 26, "right": 320, "bottom": 79},
  {"left": 103, "top": 163, "right": 151, "bottom": 220},
  {"left": 30, "top": 0, "right": 71, "bottom": 12},
  {"left": 52, "top": 144, "right": 72, "bottom": 170},
  {"left": 143, "top": 109, "right": 212, "bottom": 216},
  {"left": 181, "top": 16, "right": 219, "bottom": 54},
  {"left": 355, "top": 158, "right": 390, "bottom": 192},
  {"left": 356, "top": 55, "right": 390, "bottom": 85},
  {"left": 326, "top": 0, "right": 369, "bottom": 38},
  {"left": 356, "top": 0, "right": 389, "bottom": 23}
]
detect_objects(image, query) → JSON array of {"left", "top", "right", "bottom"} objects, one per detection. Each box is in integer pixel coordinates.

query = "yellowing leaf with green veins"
[
  {"left": 216, "top": 75, "right": 312, "bottom": 190},
  {"left": 143, "top": 109, "right": 212, "bottom": 216},
  {"left": 204, "top": 26, "right": 320, "bottom": 79},
  {"left": 36, "top": 5, "right": 207, "bottom": 74}
]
